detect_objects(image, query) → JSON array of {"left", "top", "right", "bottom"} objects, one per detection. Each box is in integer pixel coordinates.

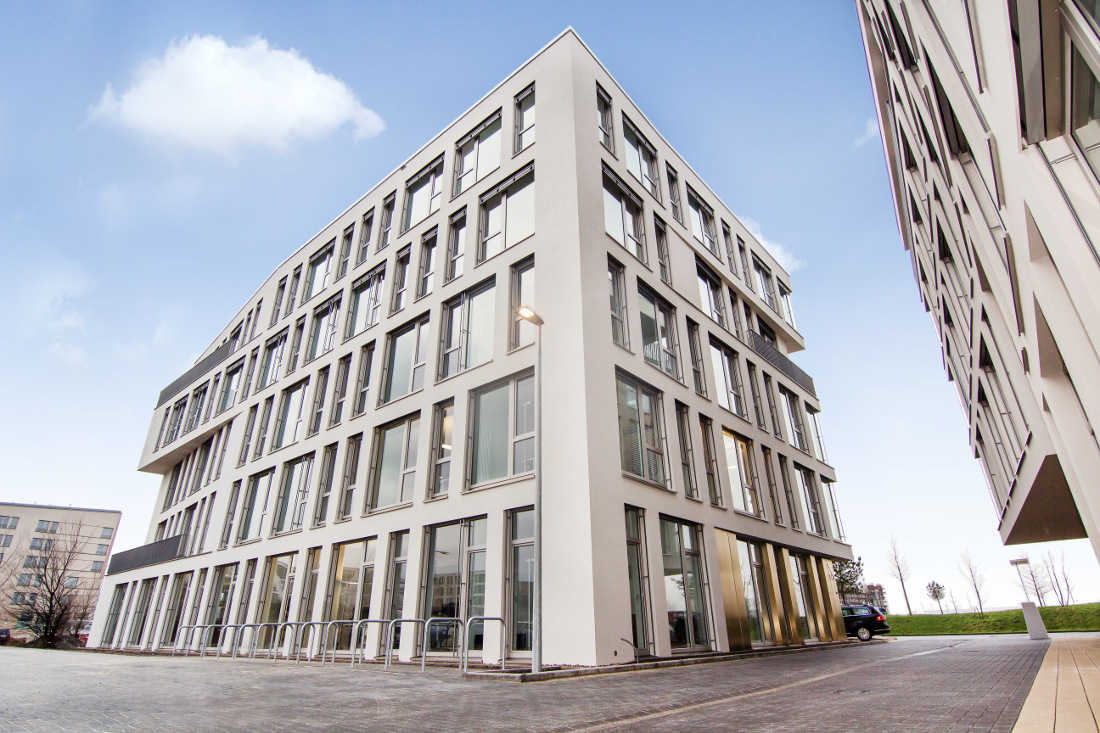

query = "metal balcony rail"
[
  {"left": 157, "top": 341, "right": 234, "bottom": 408},
  {"left": 107, "top": 535, "right": 185, "bottom": 575},
  {"left": 746, "top": 331, "right": 817, "bottom": 398}
]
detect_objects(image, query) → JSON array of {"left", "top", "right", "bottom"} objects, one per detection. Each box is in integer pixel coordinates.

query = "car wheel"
[{"left": 856, "top": 627, "right": 872, "bottom": 642}]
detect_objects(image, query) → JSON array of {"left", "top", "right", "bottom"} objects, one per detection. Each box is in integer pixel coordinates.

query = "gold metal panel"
[
  {"left": 804, "top": 556, "right": 831, "bottom": 641},
  {"left": 816, "top": 557, "right": 846, "bottom": 641},
  {"left": 772, "top": 546, "right": 803, "bottom": 646},
  {"left": 714, "top": 529, "right": 752, "bottom": 652},
  {"left": 760, "top": 542, "right": 789, "bottom": 646}
]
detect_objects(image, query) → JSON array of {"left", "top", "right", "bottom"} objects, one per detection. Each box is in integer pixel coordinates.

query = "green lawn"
[{"left": 885, "top": 602, "right": 1100, "bottom": 635}]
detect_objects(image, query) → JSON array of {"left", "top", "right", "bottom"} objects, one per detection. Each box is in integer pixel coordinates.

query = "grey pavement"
[{"left": 0, "top": 635, "right": 1046, "bottom": 732}]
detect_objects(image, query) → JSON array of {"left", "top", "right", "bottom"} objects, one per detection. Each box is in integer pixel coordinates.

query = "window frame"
[{"left": 467, "top": 372, "right": 536, "bottom": 488}]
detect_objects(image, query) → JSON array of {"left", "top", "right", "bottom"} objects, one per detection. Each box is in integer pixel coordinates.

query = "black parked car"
[
  {"left": 0, "top": 628, "right": 10, "bottom": 645},
  {"left": 841, "top": 605, "right": 891, "bottom": 641}
]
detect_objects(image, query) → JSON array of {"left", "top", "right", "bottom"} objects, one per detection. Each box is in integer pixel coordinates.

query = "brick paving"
[{"left": 0, "top": 635, "right": 1046, "bottom": 732}]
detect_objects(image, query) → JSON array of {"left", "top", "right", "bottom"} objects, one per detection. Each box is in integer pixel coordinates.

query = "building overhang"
[{"left": 1001, "top": 453, "right": 1087, "bottom": 544}]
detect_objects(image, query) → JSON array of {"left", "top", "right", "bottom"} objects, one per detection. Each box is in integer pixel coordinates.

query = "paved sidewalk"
[
  {"left": 0, "top": 635, "right": 1046, "bottom": 732},
  {"left": 1013, "top": 633, "right": 1100, "bottom": 732}
]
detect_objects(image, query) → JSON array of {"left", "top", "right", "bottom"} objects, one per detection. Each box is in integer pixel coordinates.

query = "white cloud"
[
  {"left": 855, "top": 116, "right": 880, "bottom": 147},
  {"left": 12, "top": 256, "right": 94, "bottom": 338},
  {"left": 51, "top": 342, "right": 87, "bottom": 368},
  {"left": 737, "top": 216, "right": 804, "bottom": 273},
  {"left": 90, "top": 34, "right": 385, "bottom": 155}
]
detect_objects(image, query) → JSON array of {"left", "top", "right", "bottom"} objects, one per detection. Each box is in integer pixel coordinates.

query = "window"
[
  {"left": 699, "top": 415, "right": 721, "bottom": 505},
  {"left": 439, "top": 280, "right": 495, "bottom": 379},
  {"left": 754, "top": 257, "right": 779, "bottom": 312},
  {"left": 422, "top": 517, "right": 487, "bottom": 653},
  {"left": 760, "top": 447, "right": 783, "bottom": 525},
  {"left": 303, "top": 242, "right": 335, "bottom": 303},
  {"left": 616, "top": 373, "right": 666, "bottom": 486},
  {"left": 29, "top": 537, "right": 51, "bottom": 550},
  {"left": 377, "top": 194, "right": 395, "bottom": 251},
  {"left": 821, "top": 479, "right": 844, "bottom": 540},
  {"left": 272, "top": 453, "right": 314, "bottom": 534},
  {"left": 779, "top": 282, "right": 797, "bottom": 329},
  {"left": 0, "top": 516, "right": 17, "bottom": 530},
  {"left": 796, "top": 465, "right": 826, "bottom": 535},
  {"left": 257, "top": 331, "right": 288, "bottom": 390},
  {"left": 687, "top": 320, "right": 706, "bottom": 396},
  {"left": 352, "top": 342, "right": 375, "bottom": 416},
  {"left": 445, "top": 210, "right": 467, "bottom": 282},
  {"left": 368, "top": 414, "right": 420, "bottom": 510},
  {"left": 36, "top": 520, "right": 58, "bottom": 534},
  {"left": 336, "top": 225, "right": 354, "bottom": 280},
  {"left": 780, "top": 388, "right": 808, "bottom": 451},
  {"left": 597, "top": 85, "right": 614, "bottom": 150},
  {"left": 345, "top": 264, "right": 385, "bottom": 339},
  {"left": 237, "top": 470, "right": 274, "bottom": 542},
  {"left": 305, "top": 295, "right": 341, "bottom": 362},
  {"left": 307, "top": 366, "right": 329, "bottom": 436},
  {"left": 218, "top": 362, "right": 244, "bottom": 413},
  {"left": 638, "top": 286, "right": 681, "bottom": 380},
  {"left": 660, "top": 517, "right": 709, "bottom": 650},
  {"left": 416, "top": 229, "right": 437, "bottom": 299},
  {"left": 666, "top": 165, "right": 683, "bottom": 224},
  {"left": 710, "top": 340, "right": 747, "bottom": 418},
  {"left": 508, "top": 508, "right": 534, "bottom": 651},
  {"left": 723, "top": 431, "right": 763, "bottom": 516},
  {"left": 622, "top": 117, "right": 659, "bottom": 198},
  {"left": 252, "top": 396, "right": 275, "bottom": 460},
  {"left": 514, "top": 84, "right": 535, "bottom": 151},
  {"left": 738, "top": 240, "right": 753, "bottom": 291},
  {"left": 608, "top": 258, "right": 629, "bottom": 348},
  {"left": 697, "top": 263, "right": 726, "bottom": 327},
  {"left": 336, "top": 434, "right": 363, "bottom": 521},
  {"left": 380, "top": 317, "right": 429, "bottom": 404},
  {"left": 469, "top": 373, "right": 535, "bottom": 486},
  {"left": 241, "top": 347, "right": 260, "bottom": 401},
  {"left": 285, "top": 266, "right": 302, "bottom": 316},
  {"left": 737, "top": 539, "right": 776, "bottom": 644},
  {"left": 183, "top": 383, "right": 207, "bottom": 433},
  {"left": 778, "top": 455, "right": 799, "bottom": 529},
  {"left": 454, "top": 111, "right": 502, "bottom": 196},
  {"left": 356, "top": 209, "right": 374, "bottom": 265},
  {"left": 747, "top": 362, "right": 767, "bottom": 430},
  {"left": 237, "top": 406, "right": 258, "bottom": 466},
  {"left": 429, "top": 400, "right": 454, "bottom": 498},
  {"left": 722, "top": 223, "right": 738, "bottom": 277},
  {"left": 91, "top": 561, "right": 104, "bottom": 573},
  {"left": 479, "top": 166, "right": 534, "bottom": 262},
  {"left": 686, "top": 187, "right": 718, "bottom": 256},
  {"left": 271, "top": 379, "right": 308, "bottom": 450},
  {"left": 220, "top": 481, "right": 241, "bottom": 549},
  {"left": 675, "top": 403, "right": 698, "bottom": 499},
  {"left": 165, "top": 397, "right": 187, "bottom": 444},
  {"left": 0, "top": 535, "right": 11, "bottom": 547},
  {"left": 271, "top": 279, "right": 287, "bottom": 326},
  {"left": 327, "top": 537, "right": 376, "bottom": 648},
  {"left": 603, "top": 167, "right": 646, "bottom": 263},
  {"left": 285, "top": 317, "right": 306, "bottom": 376},
  {"left": 402, "top": 156, "right": 444, "bottom": 232},
  {"left": 654, "top": 216, "right": 671, "bottom": 285},
  {"left": 510, "top": 258, "right": 535, "bottom": 350},
  {"left": 312, "top": 443, "right": 337, "bottom": 526},
  {"left": 390, "top": 246, "right": 411, "bottom": 314},
  {"left": 329, "top": 355, "right": 351, "bottom": 427},
  {"left": 385, "top": 531, "right": 409, "bottom": 640},
  {"left": 805, "top": 406, "right": 827, "bottom": 463},
  {"left": 764, "top": 374, "right": 783, "bottom": 439}
]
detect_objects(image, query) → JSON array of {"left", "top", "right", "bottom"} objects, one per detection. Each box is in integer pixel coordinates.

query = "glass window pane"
[
  {"left": 472, "top": 384, "right": 509, "bottom": 483},
  {"left": 466, "top": 286, "right": 496, "bottom": 368},
  {"left": 616, "top": 378, "right": 642, "bottom": 476},
  {"left": 385, "top": 328, "right": 415, "bottom": 401},
  {"left": 374, "top": 422, "right": 407, "bottom": 508},
  {"left": 603, "top": 188, "right": 625, "bottom": 245},
  {"left": 505, "top": 180, "right": 535, "bottom": 247}
]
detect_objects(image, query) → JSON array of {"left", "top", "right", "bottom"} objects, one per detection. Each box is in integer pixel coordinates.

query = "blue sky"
[{"left": 1, "top": 0, "right": 1095, "bottom": 612}]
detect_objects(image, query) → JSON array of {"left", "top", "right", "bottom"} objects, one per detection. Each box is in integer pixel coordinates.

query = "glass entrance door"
[
  {"left": 660, "top": 517, "right": 710, "bottom": 651},
  {"left": 625, "top": 507, "right": 650, "bottom": 654}
]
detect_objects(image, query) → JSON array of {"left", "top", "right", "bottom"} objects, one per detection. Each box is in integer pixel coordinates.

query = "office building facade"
[
  {"left": 0, "top": 502, "right": 121, "bottom": 640},
  {"left": 89, "top": 30, "right": 851, "bottom": 666},
  {"left": 857, "top": 1, "right": 1100, "bottom": 560}
]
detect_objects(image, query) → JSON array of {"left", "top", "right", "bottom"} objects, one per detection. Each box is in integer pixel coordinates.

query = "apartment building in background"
[
  {"left": 0, "top": 502, "right": 121, "bottom": 640},
  {"left": 89, "top": 29, "right": 851, "bottom": 667},
  {"left": 857, "top": 1, "right": 1100, "bottom": 562}
]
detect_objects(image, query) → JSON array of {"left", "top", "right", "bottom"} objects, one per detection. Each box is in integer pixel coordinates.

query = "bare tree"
[
  {"left": 948, "top": 588, "right": 960, "bottom": 614},
  {"left": 1021, "top": 560, "right": 1051, "bottom": 606},
  {"left": 3, "top": 520, "right": 92, "bottom": 647},
  {"left": 1042, "top": 552, "right": 1075, "bottom": 607},
  {"left": 926, "top": 580, "right": 946, "bottom": 614},
  {"left": 958, "top": 550, "right": 988, "bottom": 617},
  {"left": 885, "top": 536, "right": 913, "bottom": 615}
]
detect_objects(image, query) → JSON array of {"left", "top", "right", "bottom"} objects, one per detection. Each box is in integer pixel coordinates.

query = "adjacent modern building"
[
  {"left": 89, "top": 30, "right": 851, "bottom": 667},
  {"left": 857, "top": 1, "right": 1100, "bottom": 562},
  {"left": 0, "top": 502, "right": 121, "bottom": 640}
]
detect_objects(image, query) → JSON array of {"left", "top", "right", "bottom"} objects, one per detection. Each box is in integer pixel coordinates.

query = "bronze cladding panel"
[
  {"left": 804, "top": 556, "right": 831, "bottom": 641},
  {"left": 772, "top": 545, "right": 803, "bottom": 646},
  {"left": 816, "top": 557, "right": 846, "bottom": 641},
  {"left": 715, "top": 529, "right": 752, "bottom": 652}
]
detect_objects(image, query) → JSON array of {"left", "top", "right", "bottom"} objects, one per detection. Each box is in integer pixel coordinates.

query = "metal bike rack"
[
  {"left": 461, "top": 616, "right": 507, "bottom": 673},
  {"left": 172, "top": 625, "right": 210, "bottom": 657},
  {"left": 383, "top": 618, "right": 427, "bottom": 669},
  {"left": 248, "top": 623, "right": 280, "bottom": 660},
  {"left": 170, "top": 625, "right": 195, "bottom": 657},
  {"left": 271, "top": 621, "right": 306, "bottom": 661},
  {"left": 421, "top": 618, "right": 465, "bottom": 671},
  {"left": 294, "top": 621, "right": 326, "bottom": 663},
  {"left": 352, "top": 619, "right": 390, "bottom": 666},
  {"left": 198, "top": 625, "right": 225, "bottom": 658},
  {"left": 216, "top": 625, "right": 243, "bottom": 659},
  {"left": 233, "top": 624, "right": 262, "bottom": 659},
  {"left": 318, "top": 620, "right": 358, "bottom": 665}
]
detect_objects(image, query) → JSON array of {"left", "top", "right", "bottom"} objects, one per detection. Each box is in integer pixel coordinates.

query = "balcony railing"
[
  {"left": 156, "top": 341, "right": 234, "bottom": 408},
  {"left": 107, "top": 535, "right": 185, "bottom": 575},
  {"left": 747, "top": 331, "right": 817, "bottom": 398}
]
